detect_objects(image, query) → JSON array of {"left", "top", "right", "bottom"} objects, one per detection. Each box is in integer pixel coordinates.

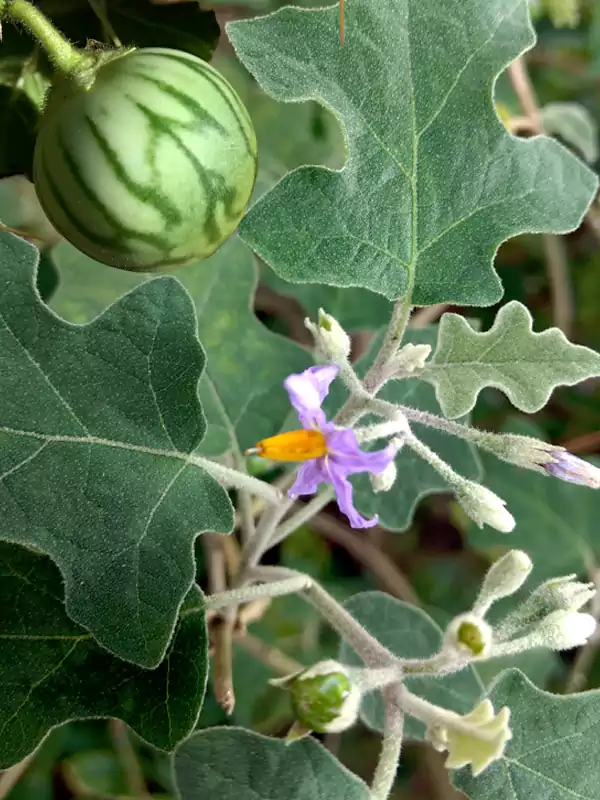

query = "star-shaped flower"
[{"left": 247, "top": 365, "right": 397, "bottom": 528}]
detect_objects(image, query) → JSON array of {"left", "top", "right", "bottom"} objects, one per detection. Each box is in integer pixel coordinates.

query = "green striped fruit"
[{"left": 33, "top": 47, "right": 258, "bottom": 271}]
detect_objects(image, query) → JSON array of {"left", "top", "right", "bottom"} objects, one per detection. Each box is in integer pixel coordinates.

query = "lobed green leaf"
[
  {"left": 0, "top": 229, "right": 233, "bottom": 668},
  {"left": 0, "top": 542, "right": 207, "bottom": 769},
  {"left": 422, "top": 301, "right": 600, "bottom": 418},
  {"left": 230, "top": 0, "right": 597, "bottom": 305}
]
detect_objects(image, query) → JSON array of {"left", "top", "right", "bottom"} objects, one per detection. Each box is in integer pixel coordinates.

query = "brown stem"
[
  {"left": 109, "top": 719, "right": 152, "bottom": 800},
  {"left": 507, "top": 57, "right": 573, "bottom": 336},
  {"left": 203, "top": 534, "right": 236, "bottom": 714}
]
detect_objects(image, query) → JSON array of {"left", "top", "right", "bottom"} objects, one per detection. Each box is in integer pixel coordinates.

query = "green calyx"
[
  {"left": 290, "top": 671, "right": 351, "bottom": 733},
  {"left": 457, "top": 621, "right": 487, "bottom": 656}
]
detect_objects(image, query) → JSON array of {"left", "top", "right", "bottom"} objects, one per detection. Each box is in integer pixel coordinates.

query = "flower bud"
[
  {"left": 396, "top": 343, "right": 431, "bottom": 373},
  {"left": 472, "top": 550, "right": 533, "bottom": 615},
  {"left": 370, "top": 460, "right": 397, "bottom": 493},
  {"left": 497, "top": 575, "right": 596, "bottom": 639},
  {"left": 270, "top": 659, "right": 361, "bottom": 734},
  {"left": 544, "top": 452, "right": 600, "bottom": 489},
  {"left": 508, "top": 610, "right": 597, "bottom": 652},
  {"left": 304, "top": 309, "right": 351, "bottom": 363},
  {"left": 443, "top": 613, "right": 493, "bottom": 659},
  {"left": 456, "top": 481, "right": 516, "bottom": 533}
]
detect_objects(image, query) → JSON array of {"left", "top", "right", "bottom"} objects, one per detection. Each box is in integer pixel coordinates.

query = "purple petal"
[
  {"left": 284, "top": 365, "right": 339, "bottom": 428},
  {"left": 288, "top": 460, "right": 326, "bottom": 499},
  {"left": 545, "top": 452, "right": 600, "bottom": 488},
  {"left": 326, "top": 428, "right": 397, "bottom": 476},
  {"left": 327, "top": 466, "right": 378, "bottom": 529}
]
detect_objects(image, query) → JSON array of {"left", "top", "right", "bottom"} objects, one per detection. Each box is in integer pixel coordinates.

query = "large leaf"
[
  {"left": 50, "top": 236, "right": 311, "bottom": 457},
  {"left": 468, "top": 419, "right": 600, "bottom": 583},
  {"left": 0, "top": 230, "right": 233, "bottom": 667},
  {"left": 326, "top": 329, "right": 482, "bottom": 530},
  {"left": 229, "top": 0, "right": 597, "bottom": 305},
  {"left": 339, "top": 592, "right": 484, "bottom": 740},
  {"left": 453, "top": 669, "right": 600, "bottom": 799},
  {"left": 0, "top": 542, "right": 207, "bottom": 769},
  {"left": 422, "top": 301, "right": 600, "bottom": 418},
  {"left": 174, "top": 727, "right": 369, "bottom": 800}
]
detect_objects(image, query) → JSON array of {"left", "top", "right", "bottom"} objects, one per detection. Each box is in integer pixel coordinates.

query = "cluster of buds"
[{"left": 442, "top": 550, "right": 597, "bottom": 663}]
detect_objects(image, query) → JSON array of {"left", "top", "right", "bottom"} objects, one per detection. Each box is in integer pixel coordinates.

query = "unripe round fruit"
[{"left": 33, "top": 47, "right": 258, "bottom": 271}]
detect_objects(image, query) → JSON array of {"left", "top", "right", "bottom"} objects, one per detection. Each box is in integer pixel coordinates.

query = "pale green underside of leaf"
[
  {"left": 325, "top": 328, "right": 482, "bottom": 531},
  {"left": 453, "top": 669, "right": 600, "bottom": 799},
  {"left": 174, "top": 727, "right": 369, "bottom": 799},
  {"left": 468, "top": 418, "right": 600, "bottom": 583},
  {"left": 340, "top": 592, "right": 484, "bottom": 740},
  {"left": 422, "top": 301, "right": 600, "bottom": 418},
  {"left": 49, "top": 236, "right": 311, "bottom": 456},
  {"left": 0, "top": 230, "right": 233, "bottom": 668},
  {"left": 541, "top": 101, "right": 599, "bottom": 164},
  {"left": 230, "top": 0, "right": 597, "bottom": 305},
  {"left": 0, "top": 542, "right": 207, "bottom": 769}
]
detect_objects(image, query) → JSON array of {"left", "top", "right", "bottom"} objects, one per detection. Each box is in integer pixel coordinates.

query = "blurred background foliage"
[{"left": 1, "top": 0, "right": 600, "bottom": 797}]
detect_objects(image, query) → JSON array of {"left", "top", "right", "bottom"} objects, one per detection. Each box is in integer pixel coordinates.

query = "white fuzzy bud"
[
  {"left": 304, "top": 309, "right": 351, "bottom": 363},
  {"left": 443, "top": 613, "right": 493, "bottom": 659},
  {"left": 456, "top": 481, "right": 516, "bottom": 533},
  {"left": 370, "top": 461, "right": 397, "bottom": 493},
  {"left": 497, "top": 574, "right": 596, "bottom": 640},
  {"left": 472, "top": 550, "right": 533, "bottom": 615},
  {"left": 396, "top": 342, "right": 431, "bottom": 373},
  {"left": 499, "top": 611, "right": 597, "bottom": 654}
]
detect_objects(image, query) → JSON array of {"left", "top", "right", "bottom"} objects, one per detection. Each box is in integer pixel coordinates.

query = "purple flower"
[
  {"left": 544, "top": 451, "right": 600, "bottom": 489},
  {"left": 248, "top": 365, "right": 397, "bottom": 529}
]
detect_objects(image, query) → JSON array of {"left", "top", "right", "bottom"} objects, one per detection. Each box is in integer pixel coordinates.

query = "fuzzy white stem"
[
  {"left": 399, "top": 688, "right": 495, "bottom": 740},
  {"left": 203, "top": 575, "right": 311, "bottom": 611},
  {"left": 370, "top": 688, "right": 404, "bottom": 800},
  {"left": 194, "top": 456, "right": 282, "bottom": 505},
  {"left": 269, "top": 487, "right": 335, "bottom": 548},
  {"left": 404, "top": 430, "right": 463, "bottom": 485},
  {"left": 250, "top": 566, "right": 396, "bottom": 668}
]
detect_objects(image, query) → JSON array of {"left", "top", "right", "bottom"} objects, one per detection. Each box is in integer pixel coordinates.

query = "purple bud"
[{"left": 544, "top": 451, "right": 600, "bottom": 489}]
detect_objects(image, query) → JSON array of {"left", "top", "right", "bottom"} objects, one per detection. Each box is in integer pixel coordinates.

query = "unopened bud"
[
  {"left": 270, "top": 659, "right": 361, "bottom": 734},
  {"left": 456, "top": 481, "right": 515, "bottom": 533},
  {"left": 370, "top": 460, "right": 397, "bottom": 493},
  {"left": 305, "top": 310, "right": 351, "bottom": 363},
  {"left": 544, "top": 452, "right": 600, "bottom": 489},
  {"left": 443, "top": 613, "right": 493, "bottom": 659},
  {"left": 395, "top": 343, "right": 431, "bottom": 373},
  {"left": 472, "top": 550, "right": 533, "bottom": 615},
  {"left": 503, "top": 610, "right": 597, "bottom": 653},
  {"left": 497, "top": 574, "right": 596, "bottom": 640}
]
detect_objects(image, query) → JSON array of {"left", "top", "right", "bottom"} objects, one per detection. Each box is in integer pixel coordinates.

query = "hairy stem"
[
  {"left": 405, "top": 430, "right": 462, "bottom": 485},
  {"left": 370, "top": 688, "right": 404, "bottom": 800},
  {"left": 1, "top": 0, "right": 92, "bottom": 81},
  {"left": 251, "top": 566, "right": 396, "bottom": 667},
  {"left": 204, "top": 575, "right": 311, "bottom": 611},
  {"left": 269, "top": 487, "right": 335, "bottom": 548},
  {"left": 195, "top": 456, "right": 283, "bottom": 506},
  {"left": 364, "top": 297, "right": 413, "bottom": 393}
]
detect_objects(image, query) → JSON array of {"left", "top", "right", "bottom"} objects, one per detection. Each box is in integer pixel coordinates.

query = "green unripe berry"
[{"left": 33, "top": 47, "right": 258, "bottom": 272}]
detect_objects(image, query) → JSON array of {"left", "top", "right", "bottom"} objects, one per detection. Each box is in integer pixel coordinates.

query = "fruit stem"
[{"left": 0, "top": 0, "right": 94, "bottom": 84}]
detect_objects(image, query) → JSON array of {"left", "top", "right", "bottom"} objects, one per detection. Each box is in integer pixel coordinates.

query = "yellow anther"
[{"left": 246, "top": 429, "right": 328, "bottom": 462}]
